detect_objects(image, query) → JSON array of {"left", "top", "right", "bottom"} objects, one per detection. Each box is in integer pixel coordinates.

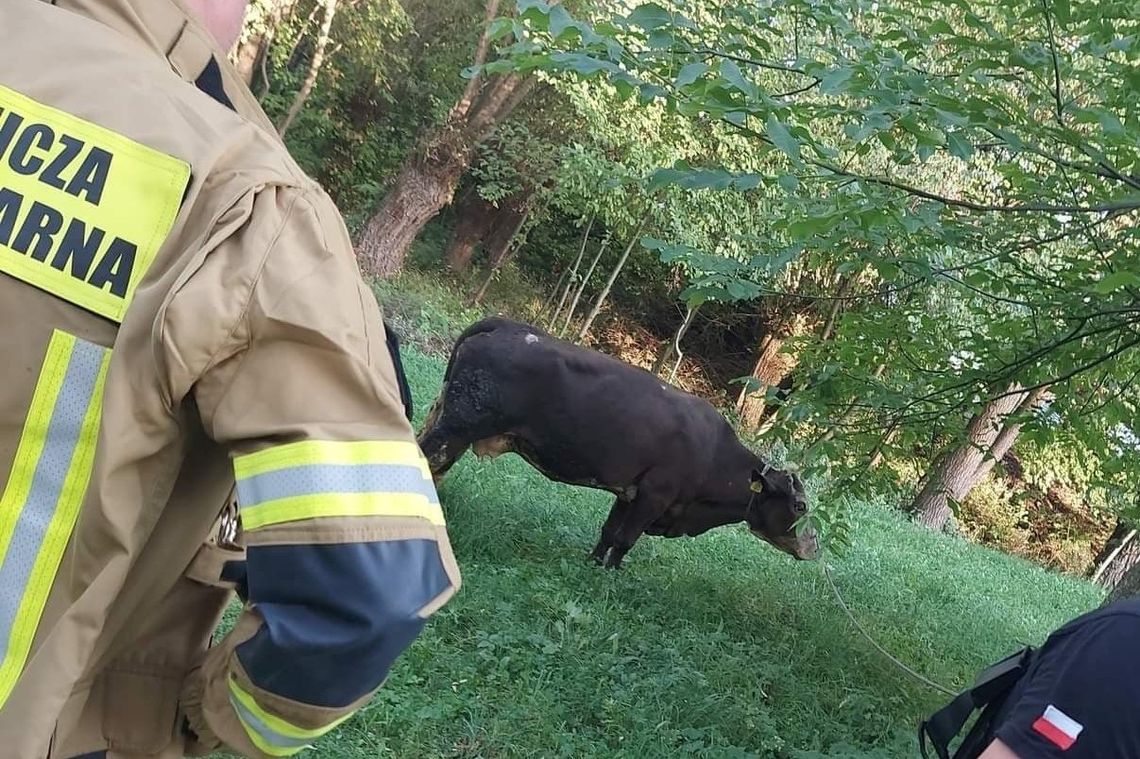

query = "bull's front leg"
[{"left": 591, "top": 497, "right": 628, "bottom": 565}]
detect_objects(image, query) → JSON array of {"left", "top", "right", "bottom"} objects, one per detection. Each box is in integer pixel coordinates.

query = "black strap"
[
  {"left": 194, "top": 56, "right": 235, "bottom": 111},
  {"left": 919, "top": 646, "right": 1035, "bottom": 759},
  {"left": 384, "top": 320, "right": 414, "bottom": 422}
]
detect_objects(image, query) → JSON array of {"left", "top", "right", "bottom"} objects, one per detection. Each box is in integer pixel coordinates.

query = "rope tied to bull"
[{"left": 822, "top": 562, "right": 956, "bottom": 697}]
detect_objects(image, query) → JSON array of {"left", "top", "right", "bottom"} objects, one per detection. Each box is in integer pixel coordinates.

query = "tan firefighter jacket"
[{"left": 0, "top": 1, "right": 461, "bottom": 757}]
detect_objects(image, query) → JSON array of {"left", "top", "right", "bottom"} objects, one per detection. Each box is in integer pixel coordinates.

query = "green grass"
[{"left": 254, "top": 346, "right": 1100, "bottom": 759}]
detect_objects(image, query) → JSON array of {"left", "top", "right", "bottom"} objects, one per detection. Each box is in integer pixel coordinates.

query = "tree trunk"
[
  {"left": 1091, "top": 521, "right": 1135, "bottom": 579},
  {"left": 819, "top": 272, "right": 856, "bottom": 342},
  {"left": 737, "top": 336, "right": 796, "bottom": 429},
  {"left": 445, "top": 193, "right": 497, "bottom": 272},
  {"left": 356, "top": 151, "right": 469, "bottom": 277},
  {"left": 576, "top": 210, "right": 650, "bottom": 342},
  {"left": 469, "top": 209, "right": 529, "bottom": 306},
  {"left": 1101, "top": 538, "right": 1140, "bottom": 604},
  {"left": 558, "top": 233, "right": 611, "bottom": 335},
  {"left": 736, "top": 313, "right": 809, "bottom": 430},
  {"left": 234, "top": 35, "right": 264, "bottom": 86},
  {"left": 542, "top": 267, "right": 571, "bottom": 323},
  {"left": 355, "top": 0, "right": 544, "bottom": 276},
  {"left": 548, "top": 216, "right": 593, "bottom": 327},
  {"left": 234, "top": 0, "right": 297, "bottom": 87},
  {"left": 653, "top": 303, "right": 700, "bottom": 376},
  {"left": 277, "top": 0, "right": 338, "bottom": 138},
  {"left": 480, "top": 200, "right": 530, "bottom": 268},
  {"left": 910, "top": 387, "right": 1029, "bottom": 531},
  {"left": 971, "top": 387, "right": 1048, "bottom": 482}
]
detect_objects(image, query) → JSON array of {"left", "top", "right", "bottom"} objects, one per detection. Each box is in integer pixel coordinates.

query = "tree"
[
  {"left": 470, "top": 204, "right": 533, "bottom": 304},
  {"left": 356, "top": 0, "right": 549, "bottom": 276},
  {"left": 234, "top": 0, "right": 298, "bottom": 87},
  {"left": 445, "top": 192, "right": 501, "bottom": 271},
  {"left": 736, "top": 315, "right": 809, "bottom": 429},
  {"left": 1103, "top": 555, "right": 1140, "bottom": 605},
  {"left": 277, "top": 0, "right": 338, "bottom": 137},
  {"left": 545, "top": 215, "right": 594, "bottom": 324},
  {"left": 558, "top": 232, "right": 609, "bottom": 336},
  {"left": 910, "top": 387, "right": 1039, "bottom": 531},
  {"left": 577, "top": 207, "right": 652, "bottom": 340},
  {"left": 1092, "top": 525, "right": 1140, "bottom": 591}
]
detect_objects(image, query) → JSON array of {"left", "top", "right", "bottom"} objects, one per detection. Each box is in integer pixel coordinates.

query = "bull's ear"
[{"left": 749, "top": 468, "right": 767, "bottom": 493}]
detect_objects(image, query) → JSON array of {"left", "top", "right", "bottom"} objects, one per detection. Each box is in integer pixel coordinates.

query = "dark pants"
[{"left": 69, "top": 753, "right": 106, "bottom": 759}]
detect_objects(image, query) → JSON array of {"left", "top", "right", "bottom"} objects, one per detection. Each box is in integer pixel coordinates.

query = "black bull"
[{"left": 418, "top": 317, "right": 819, "bottom": 569}]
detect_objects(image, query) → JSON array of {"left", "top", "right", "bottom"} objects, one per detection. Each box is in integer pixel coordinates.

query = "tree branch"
[
  {"left": 694, "top": 48, "right": 809, "bottom": 76},
  {"left": 1041, "top": 0, "right": 1065, "bottom": 126},
  {"left": 453, "top": 0, "right": 503, "bottom": 121},
  {"left": 818, "top": 161, "right": 1140, "bottom": 215},
  {"left": 720, "top": 119, "right": 1140, "bottom": 214}
]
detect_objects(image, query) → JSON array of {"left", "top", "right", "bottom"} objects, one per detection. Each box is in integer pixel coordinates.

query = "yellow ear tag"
[{"left": 749, "top": 480, "right": 765, "bottom": 493}]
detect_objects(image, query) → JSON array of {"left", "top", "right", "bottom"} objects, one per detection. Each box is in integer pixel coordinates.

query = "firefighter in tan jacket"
[{"left": 0, "top": 0, "right": 460, "bottom": 757}]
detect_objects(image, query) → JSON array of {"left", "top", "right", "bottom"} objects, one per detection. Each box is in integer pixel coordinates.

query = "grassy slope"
[{"left": 288, "top": 347, "right": 1101, "bottom": 759}]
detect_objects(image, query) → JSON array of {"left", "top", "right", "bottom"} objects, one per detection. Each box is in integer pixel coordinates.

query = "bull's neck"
[{"left": 700, "top": 432, "right": 762, "bottom": 523}]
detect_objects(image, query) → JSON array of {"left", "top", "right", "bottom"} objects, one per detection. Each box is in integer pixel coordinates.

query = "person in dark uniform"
[
  {"left": 980, "top": 597, "right": 1140, "bottom": 757},
  {"left": 925, "top": 597, "right": 1140, "bottom": 758}
]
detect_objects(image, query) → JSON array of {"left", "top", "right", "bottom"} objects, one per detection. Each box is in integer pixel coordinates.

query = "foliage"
[{"left": 491, "top": 0, "right": 1140, "bottom": 537}]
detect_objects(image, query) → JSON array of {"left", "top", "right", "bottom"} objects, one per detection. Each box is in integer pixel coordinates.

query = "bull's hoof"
[{"left": 590, "top": 542, "right": 625, "bottom": 568}]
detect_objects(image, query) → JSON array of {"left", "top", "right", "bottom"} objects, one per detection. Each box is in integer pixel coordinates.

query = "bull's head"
[{"left": 744, "top": 466, "right": 819, "bottom": 561}]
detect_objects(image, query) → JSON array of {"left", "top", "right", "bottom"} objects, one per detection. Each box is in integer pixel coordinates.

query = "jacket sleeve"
[{"left": 164, "top": 185, "right": 460, "bottom": 758}]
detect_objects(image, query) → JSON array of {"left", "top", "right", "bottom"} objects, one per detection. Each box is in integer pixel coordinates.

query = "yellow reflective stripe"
[
  {"left": 0, "top": 331, "right": 108, "bottom": 708},
  {"left": 228, "top": 676, "right": 353, "bottom": 756},
  {"left": 241, "top": 492, "right": 446, "bottom": 531},
  {"left": 0, "top": 333, "right": 71, "bottom": 565},
  {"left": 235, "top": 440, "right": 429, "bottom": 479}
]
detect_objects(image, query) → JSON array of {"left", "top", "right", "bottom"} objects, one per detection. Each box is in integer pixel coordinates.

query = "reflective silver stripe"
[
  {"left": 0, "top": 338, "right": 104, "bottom": 663},
  {"left": 236, "top": 463, "right": 438, "bottom": 509},
  {"left": 229, "top": 693, "right": 313, "bottom": 753}
]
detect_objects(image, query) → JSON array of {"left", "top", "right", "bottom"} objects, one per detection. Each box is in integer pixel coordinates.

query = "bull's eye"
[{"left": 793, "top": 501, "right": 807, "bottom": 516}]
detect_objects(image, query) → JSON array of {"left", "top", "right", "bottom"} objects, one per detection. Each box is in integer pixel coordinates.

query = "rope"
[{"left": 822, "top": 562, "right": 957, "bottom": 697}]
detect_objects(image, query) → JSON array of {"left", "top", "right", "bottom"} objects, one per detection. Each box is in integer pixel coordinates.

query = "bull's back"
[{"left": 449, "top": 319, "right": 716, "bottom": 484}]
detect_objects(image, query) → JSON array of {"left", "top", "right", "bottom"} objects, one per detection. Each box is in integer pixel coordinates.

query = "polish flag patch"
[{"left": 1032, "top": 705, "right": 1084, "bottom": 751}]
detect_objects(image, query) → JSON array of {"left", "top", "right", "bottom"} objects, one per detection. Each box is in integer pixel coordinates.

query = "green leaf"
[
  {"left": 1053, "top": 0, "right": 1071, "bottom": 24},
  {"left": 1097, "top": 110, "right": 1126, "bottom": 137},
  {"left": 488, "top": 18, "right": 516, "bottom": 41},
  {"left": 946, "top": 131, "right": 974, "bottom": 160},
  {"left": 734, "top": 173, "right": 764, "bottom": 191},
  {"left": 546, "top": 6, "right": 584, "bottom": 41},
  {"left": 778, "top": 173, "right": 800, "bottom": 192},
  {"left": 675, "top": 61, "right": 708, "bottom": 89},
  {"left": 1092, "top": 271, "right": 1140, "bottom": 294},
  {"left": 934, "top": 109, "right": 971, "bottom": 128},
  {"left": 549, "top": 52, "right": 619, "bottom": 77},
  {"left": 787, "top": 215, "right": 831, "bottom": 240},
  {"left": 627, "top": 3, "right": 673, "bottom": 31},
  {"left": 648, "top": 166, "right": 731, "bottom": 191},
  {"left": 766, "top": 114, "right": 801, "bottom": 162},
  {"left": 820, "top": 67, "right": 854, "bottom": 95},
  {"left": 719, "top": 60, "right": 757, "bottom": 99},
  {"left": 927, "top": 19, "right": 955, "bottom": 35}
]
